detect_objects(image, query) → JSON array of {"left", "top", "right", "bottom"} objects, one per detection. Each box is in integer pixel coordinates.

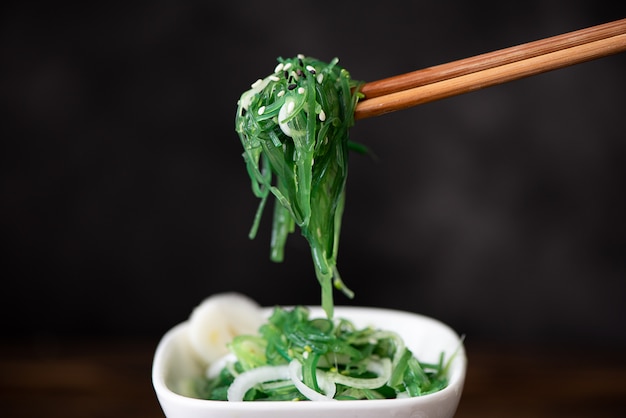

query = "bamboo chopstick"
[{"left": 354, "top": 18, "right": 626, "bottom": 120}]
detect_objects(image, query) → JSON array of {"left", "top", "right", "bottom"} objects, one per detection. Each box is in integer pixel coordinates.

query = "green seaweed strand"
[{"left": 235, "top": 55, "right": 363, "bottom": 318}]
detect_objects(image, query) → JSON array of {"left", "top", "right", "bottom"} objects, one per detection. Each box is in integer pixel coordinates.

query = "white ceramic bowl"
[{"left": 152, "top": 306, "right": 467, "bottom": 418}]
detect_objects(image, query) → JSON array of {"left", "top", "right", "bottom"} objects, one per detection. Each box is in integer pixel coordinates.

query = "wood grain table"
[{"left": 2, "top": 338, "right": 624, "bottom": 417}]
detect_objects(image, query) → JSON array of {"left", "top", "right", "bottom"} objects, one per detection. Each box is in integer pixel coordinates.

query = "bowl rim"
[{"left": 152, "top": 305, "right": 467, "bottom": 412}]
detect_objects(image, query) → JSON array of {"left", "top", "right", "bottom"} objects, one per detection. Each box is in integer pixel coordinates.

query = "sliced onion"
[
  {"left": 288, "top": 360, "right": 336, "bottom": 401},
  {"left": 316, "top": 370, "right": 338, "bottom": 399},
  {"left": 227, "top": 364, "right": 290, "bottom": 402},
  {"left": 226, "top": 357, "right": 391, "bottom": 401},
  {"left": 206, "top": 352, "right": 236, "bottom": 379},
  {"left": 328, "top": 357, "right": 392, "bottom": 389},
  {"left": 367, "top": 330, "right": 406, "bottom": 369},
  {"left": 278, "top": 98, "right": 295, "bottom": 137}
]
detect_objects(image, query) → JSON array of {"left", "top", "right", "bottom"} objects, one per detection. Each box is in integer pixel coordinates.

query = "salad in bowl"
[
  {"left": 153, "top": 294, "right": 466, "bottom": 418},
  {"left": 152, "top": 55, "right": 466, "bottom": 417}
]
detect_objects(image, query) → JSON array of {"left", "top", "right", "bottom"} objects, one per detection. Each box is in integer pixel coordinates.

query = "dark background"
[{"left": 2, "top": 1, "right": 625, "bottom": 350}]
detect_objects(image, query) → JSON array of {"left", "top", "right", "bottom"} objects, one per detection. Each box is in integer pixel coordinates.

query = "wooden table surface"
[{"left": 2, "top": 338, "right": 625, "bottom": 417}]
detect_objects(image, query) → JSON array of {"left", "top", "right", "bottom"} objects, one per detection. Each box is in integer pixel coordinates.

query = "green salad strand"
[
  {"left": 190, "top": 306, "right": 451, "bottom": 401},
  {"left": 225, "top": 56, "right": 456, "bottom": 403},
  {"left": 235, "top": 55, "right": 364, "bottom": 319}
]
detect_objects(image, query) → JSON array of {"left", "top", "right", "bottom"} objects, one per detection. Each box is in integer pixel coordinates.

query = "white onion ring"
[
  {"left": 328, "top": 357, "right": 392, "bottom": 389},
  {"left": 288, "top": 360, "right": 336, "bottom": 401},
  {"left": 206, "top": 352, "right": 237, "bottom": 379},
  {"left": 227, "top": 364, "right": 290, "bottom": 402}
]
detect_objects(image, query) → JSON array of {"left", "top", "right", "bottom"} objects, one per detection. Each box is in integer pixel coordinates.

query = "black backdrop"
[{"left": 2, "top": 1, "right": 625, "bottom": 347}]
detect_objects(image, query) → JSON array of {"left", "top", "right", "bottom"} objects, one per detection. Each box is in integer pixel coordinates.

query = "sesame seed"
[
  {"left": 306, "top": 65, "right": 316, "bottom": 74},
  {"left": 288, "top": 83, "right": 296, "bottom": 90},
  {"left": 319, "top": 109, "right": 326, "bottom": 121},
  {"left": 283, "top": 62, "right": 292, "bottom": 71},
  {"left": 274, "top": 63, "right": 284, "bottom": 73},
  {"left": 269, "top": 75, "right": 279, "bottom": 81},
  {"left": 297, "top": 53, "right": 305, "bottom": 59},
  {"left": 287, "top": 101, "right": 295, "bottom": 113},
  {"left": 258, "top": 106, "right": 265, "bottom": 115},
  {"left": 297, "top": 87, "right": 305, "bottom": 94},
  {"left": 277, "top": 90, "right": 285, "bottom": 97},
  {"left": 316, "top": 73, "right": 324, "bottom": 84},
  {"left": 298, "top": 58, "right": 304, "bottom": 67},
  {"left": 251, "top": 78, "right": 263, "bottom": 89}
]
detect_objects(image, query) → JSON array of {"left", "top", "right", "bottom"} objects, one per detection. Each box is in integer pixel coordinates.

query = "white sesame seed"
[
  {"left": 257, "top": 106, "right": 266, "bottom": 115},
  {"left": 251, "top": 78, "right": 263, "bottom": 89},
  {"left": 287, "top": 101, "right": 295, "bottom": 113},
  {"left": 274, "top": 63, "right": 284, "bottom": 73},
  {"left": 277, "top": 90, "right": 285, "bottom": 97},
  {"left": 306, "top": 65, "right": 315, "bottom": 73},
  {"left": 297, "top": 53, "right": 305, "bottom": 59},
  {"left": 269, "top": 75, "right": 279, "bottom": 82},
  {"left": 316, "top": 73, "right": 324, "bottom": 84},
  {"left": 283, "top": 62, "right": 292, "bottom": 71},
  {"left": 297, "top": 87, "right": 305, "bottom": 94},
  {"left": 319, "top": 109, "right": 326, "bottom": 121}
]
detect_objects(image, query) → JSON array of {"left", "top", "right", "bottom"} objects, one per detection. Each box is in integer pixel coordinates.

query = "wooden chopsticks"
[{"left": 354, "top": 18, "right": 626, "bottom": 120}]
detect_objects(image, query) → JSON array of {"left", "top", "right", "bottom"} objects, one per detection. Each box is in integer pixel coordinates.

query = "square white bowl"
[{"left": 152, "top": 306, "right": 466, "bottom": 418}]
